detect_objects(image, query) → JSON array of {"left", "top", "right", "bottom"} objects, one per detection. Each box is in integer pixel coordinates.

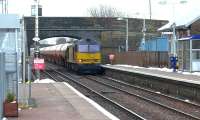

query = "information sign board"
[{"left": 33, "top": 58, "right": 45, "bottom": 70}]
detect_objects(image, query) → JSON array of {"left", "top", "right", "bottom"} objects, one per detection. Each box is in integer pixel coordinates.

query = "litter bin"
[{"left": 170, "top": 56, "right": 178, "bottom": 72}]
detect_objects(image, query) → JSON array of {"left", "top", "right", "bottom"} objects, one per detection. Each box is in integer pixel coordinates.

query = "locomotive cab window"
[
  {"left": 78, "top": 45, "right": 89, "bottom": 52},
  {"left": 78, "top": 45, "right": 100, "bottom": 53},
  {"left": 89, "top": 45, "right": 100, "bottom": 52}
]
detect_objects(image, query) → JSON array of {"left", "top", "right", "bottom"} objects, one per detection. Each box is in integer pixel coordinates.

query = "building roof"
[{"left": 158, "top": 15, "right": 200, "bottom": 31}]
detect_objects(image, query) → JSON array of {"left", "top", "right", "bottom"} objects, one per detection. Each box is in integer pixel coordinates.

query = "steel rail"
[
  {"left": 47, "top": 69, "right": 146, "bottom": 120},
  {"left": 85, "top": 76, "right": 200, "bottom": 120},
  {"left": 102, "top": 75, "right": 200, "bottom": 107}
]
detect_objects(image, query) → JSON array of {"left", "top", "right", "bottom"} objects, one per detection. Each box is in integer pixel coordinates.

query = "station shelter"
[
  {"left": 178, "top": 35, "right": 200, "bottom": 72},
  {"left": 139, "top": 35, "right": 168, "bottom": 52},
  {"left": 0, "top": 14, "right": 21, "bottom": 118}
]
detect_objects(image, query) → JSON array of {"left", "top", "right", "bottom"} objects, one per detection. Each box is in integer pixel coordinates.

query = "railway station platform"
[
  {"left": 102, "top": 64, "right": 200, "bottom": 102},
  {"left": 103, "top": 64, "right": 200, "bottom": 85},
  {"left": 7, "top": 82, "right": 118, "bottom": 120}
]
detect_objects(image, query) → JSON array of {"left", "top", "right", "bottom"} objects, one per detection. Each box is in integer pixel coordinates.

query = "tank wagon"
[{"left": 40, "top": 38, "right": 104, "bottom": 74}]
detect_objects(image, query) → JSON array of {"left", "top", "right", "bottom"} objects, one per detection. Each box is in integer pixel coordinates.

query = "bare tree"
[{"left": 88, "top": 5, "right": 127, "bottom": 17}]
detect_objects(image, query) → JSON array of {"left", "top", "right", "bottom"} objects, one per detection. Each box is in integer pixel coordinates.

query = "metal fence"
[
  {"left": 5, "top": 52, "right": 18, "bottom": 99},
  {"left": 0, "top": 53, "right": 5, "bottom": 119},
  {"left": 0, "top": 52, "right": 19, "bottom": 119},
  {"left": 104, "top": 51, "right": 169, "bottom": 67}
]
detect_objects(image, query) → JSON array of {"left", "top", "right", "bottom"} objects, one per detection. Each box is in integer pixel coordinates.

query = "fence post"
[
  {"left": 0, "top": 52, "right": 5, "bottom": 119},
  {"left": 15, "top": 52, "right": 19, "bottom": 103},
  {"left": 159, "top": 52, "right": 160, "bottom": 67},
  {"left": 28, "top": 60, "right": 32, "bottom": 105}
]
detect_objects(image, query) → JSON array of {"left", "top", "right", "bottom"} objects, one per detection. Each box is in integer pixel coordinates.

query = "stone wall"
[{"left": 24, "top": 17, "right": 167, "bottom": 52}]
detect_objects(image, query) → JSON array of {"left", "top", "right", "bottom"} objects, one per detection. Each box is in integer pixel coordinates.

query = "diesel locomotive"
[{"left": 40, "top": 38, "right": 104, "bottom": 74}]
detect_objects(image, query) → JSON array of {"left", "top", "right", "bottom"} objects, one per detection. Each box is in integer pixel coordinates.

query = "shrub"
[{"left": 6, "top": 92, "right": 15, "bottom": 103}]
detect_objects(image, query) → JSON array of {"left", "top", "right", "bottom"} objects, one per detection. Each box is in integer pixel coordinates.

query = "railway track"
[
  {"left": 85, "top": 75, "right": 200, "bottom": 120},
  {"left": 43, "top": 64, "right": 200, "bottom": 120},
  {"left": 43, "top": 68, "right": 145, "bottom": 120}
]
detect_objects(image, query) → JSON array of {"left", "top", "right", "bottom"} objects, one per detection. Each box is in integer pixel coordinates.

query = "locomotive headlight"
[{"left": 78, "top": 59, "right": 82, "bottom": 63}]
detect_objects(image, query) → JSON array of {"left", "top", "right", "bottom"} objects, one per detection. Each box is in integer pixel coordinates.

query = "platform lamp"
[
  {"left": 133, "top": 12, "right": 146, "bottom": 51},
  {"left": 33, "top": 0, "right": 40, "bottom": 79}
]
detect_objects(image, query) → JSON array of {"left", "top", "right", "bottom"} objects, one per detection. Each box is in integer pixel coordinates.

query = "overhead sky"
[{"left": 7, "top": 0, "right": 200, "bottom": 22}]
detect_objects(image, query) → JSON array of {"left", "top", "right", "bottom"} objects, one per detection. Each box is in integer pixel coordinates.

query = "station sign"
[{"left": 33, "top": 58, "right": 45, "bottom": 70}]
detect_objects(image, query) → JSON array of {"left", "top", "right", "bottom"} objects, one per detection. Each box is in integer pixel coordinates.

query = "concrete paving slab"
[
  {"left": 7, "top": 82, "right": 116, "bottom": 120},
  {"left": 53, "top": 82, "right": 112, "bottom": 120}
]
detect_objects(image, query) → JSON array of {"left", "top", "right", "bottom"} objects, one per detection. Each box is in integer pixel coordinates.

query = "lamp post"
[
  {"left": 117, "top": 18, "right": 129, "bottom": 52},
  {"left": 172, "top": 22, "right": 176, "bottom": 57},
  {"left": 149, "top": 0, "right": 152, "bottom": 20},
  {"left": 142, "top": 16, "right": 146, "bottom": 51},
  {"left": 134, "top": 12, "right": 146, "bottom": 51},
  {"left": 33, "top": 0, "right": 40, "bottom": 79}
]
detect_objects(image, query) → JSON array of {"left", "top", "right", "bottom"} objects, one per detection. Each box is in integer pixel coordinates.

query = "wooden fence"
[{"left": 103, "top": 51, "right": 169, "bottom": 67}]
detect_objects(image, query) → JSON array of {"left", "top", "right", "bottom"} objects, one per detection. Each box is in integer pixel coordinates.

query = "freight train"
[{"left": 40, "top": 38, "right": 104, "bottom": 74}]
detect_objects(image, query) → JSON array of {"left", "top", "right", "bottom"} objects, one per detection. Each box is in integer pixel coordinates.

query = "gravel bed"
[
  {"left": 91, "top": 75, "right": 200, "bottom": 118},
  {"left": 44, "top": 64, "right": 200, "bottom": 120},
  {"left": 44, "top": 70, "right": 139, "bottom": 120},
  {"left": 76, "top": 76, "right": 197, "bottom": 120}
]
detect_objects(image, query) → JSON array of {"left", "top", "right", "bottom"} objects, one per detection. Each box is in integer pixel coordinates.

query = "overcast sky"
[{"left": 7, "top": 0, "right": 200, "bottom": 21}]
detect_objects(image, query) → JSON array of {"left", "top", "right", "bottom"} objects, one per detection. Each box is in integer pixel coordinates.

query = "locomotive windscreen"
[
  {"left": 78, "top": 45, "right": 100, "bottom": 53},
  {"left": 89, "top": 45, "right": 100, "bottom": 52}
]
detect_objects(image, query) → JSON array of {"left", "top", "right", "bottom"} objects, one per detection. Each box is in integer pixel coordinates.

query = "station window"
[
  {"left": 78, "top": 45, "right": 88, "bottom": 52},
  {"left": 192, "top": 40, "right": 200, "bottom": 49},
  {"left": 192, "top": 51, "right": 200, "bottom": 60},
  {"left": 0, "top": 29, "right": 16, "bottom": 51}
]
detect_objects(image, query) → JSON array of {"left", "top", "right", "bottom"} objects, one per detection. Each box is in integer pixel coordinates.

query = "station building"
[{"left": 158, "top": 15, "right": 200, "bottom": 72}]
